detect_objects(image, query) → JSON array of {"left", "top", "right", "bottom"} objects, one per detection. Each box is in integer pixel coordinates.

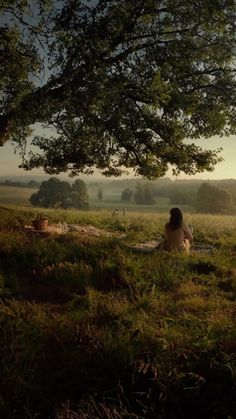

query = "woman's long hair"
[{"left": 168, "top": 207, "right": 183, "bottom": 230}]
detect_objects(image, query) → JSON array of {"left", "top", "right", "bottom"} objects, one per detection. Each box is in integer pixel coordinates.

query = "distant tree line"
[
  {"left": 30, "top": 178, "right": 89, "bottom": 209},
  {"left": 0, "top": 179, "right": 40, "bottom": 188},
  {"left": 121, "top": 188, "right": 133, "bottom": 202},
  {"left": 120, "top": 179, "right": 236, "bottom": 213},
  {"left": 97, "top": 189, "right": 103, "bottom": 201},
  {"left": 196, "top": 183, "right": 233, "bottom": 214},
  {"left": 121, "top": 184, "right": 155, "bottom": 205}
]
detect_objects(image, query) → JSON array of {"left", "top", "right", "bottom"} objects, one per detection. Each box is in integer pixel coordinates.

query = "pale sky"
[{"left": 0, "top": 134, "right": 235, "bottom": 180}]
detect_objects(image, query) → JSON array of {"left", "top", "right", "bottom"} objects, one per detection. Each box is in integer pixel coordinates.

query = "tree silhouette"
[
  {"left": 0, "top": 0, "right": 235, "bottom": 178},
  {"left": 121, "top": 188, "right": 133, "bottom": 202},
  {"left": 97, "top": 189, "right": 103, "bottom": 201},
  {"left": 30, "top": 177, "right": 89, "bottom": 209},
  {"left": 196, "top": 183, "right": 233, "bottom": 214}
]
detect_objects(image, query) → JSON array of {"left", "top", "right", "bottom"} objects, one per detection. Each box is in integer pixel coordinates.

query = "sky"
[{"left": 0, "top": 134, "right": 235, "bottom": 180}]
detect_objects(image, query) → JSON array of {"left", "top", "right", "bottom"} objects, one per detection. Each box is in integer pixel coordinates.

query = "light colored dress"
[{"left": 164, "top": 222, "right": 193, "bottom": 253}]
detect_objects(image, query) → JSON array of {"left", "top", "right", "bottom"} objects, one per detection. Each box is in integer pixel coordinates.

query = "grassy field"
[
  {"left": 0, "top": 185, "right": 33, "bottom": 205},
  {"left": 0, "top": 184, "right": 193, "bottom": 213},
  {"left": 1, "top": 206, "right": 236, "bottom": 418},
  {"left": 88, "top": 182, "right": 193, "bottom": 212}
]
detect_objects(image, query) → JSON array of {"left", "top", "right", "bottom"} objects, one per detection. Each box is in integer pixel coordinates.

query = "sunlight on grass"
[{"left": 1, "top": 207, "right": 236, "bottom": 418}]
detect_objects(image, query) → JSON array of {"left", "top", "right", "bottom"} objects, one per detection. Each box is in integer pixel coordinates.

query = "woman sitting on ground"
[{"left": 164, "top": 207, "right": 193, "bottom": 253}]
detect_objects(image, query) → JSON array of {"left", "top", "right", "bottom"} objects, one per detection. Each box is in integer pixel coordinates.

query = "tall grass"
[{"left": 1, "top": 206, "right": 236, "bottom": 418}]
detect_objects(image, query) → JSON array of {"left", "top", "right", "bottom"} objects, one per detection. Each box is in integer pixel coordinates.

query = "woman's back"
[{"left": 165, "top": 222, "right": 192, "bottom": 252}]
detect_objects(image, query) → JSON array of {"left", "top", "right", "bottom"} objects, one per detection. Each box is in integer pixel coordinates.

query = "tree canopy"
[
  {"left": 196, "top": 182, "right": 233, "bottom": 214},
  {"left": 134, "top": 183, "right": 155, "bottom": 205},
  {"left": 30, "top": 177, "right": 89, "bottom": 208},
  {"left": 121, "top": 188, "right": 133, "bottom": 202},
  {"left": 0, "top": 0, "right": 235, "bottom": 178},
  {"left": 97, "top": 188, "right": 103, "bottom": 201}
]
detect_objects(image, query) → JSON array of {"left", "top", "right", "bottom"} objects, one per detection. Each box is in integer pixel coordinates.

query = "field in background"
[
  {"left": 0, "top": 184, "right": 193, "bottom": 212},
  {"left": 0, "top": 185, "right": 33, "bottom": 205}
]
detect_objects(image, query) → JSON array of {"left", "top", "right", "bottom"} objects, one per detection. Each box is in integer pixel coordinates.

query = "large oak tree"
[{"left": 0, "top": 0, "right": 235, "bottom": 178}]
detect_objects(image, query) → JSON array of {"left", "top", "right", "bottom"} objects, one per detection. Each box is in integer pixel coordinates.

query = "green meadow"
[
  {"left": 0, "top": 206, "right": 236, "bottom": 418},
  {"left": 0, "top": 185, "right": 33, "bottom": 205},
  {"left": 0, "top": 183, "right": 193, "bottom": 213}
]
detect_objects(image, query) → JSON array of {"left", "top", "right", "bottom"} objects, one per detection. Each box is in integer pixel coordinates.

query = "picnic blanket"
[{"left": 126, "top": 240, "right": 215, "bottom": 254}]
